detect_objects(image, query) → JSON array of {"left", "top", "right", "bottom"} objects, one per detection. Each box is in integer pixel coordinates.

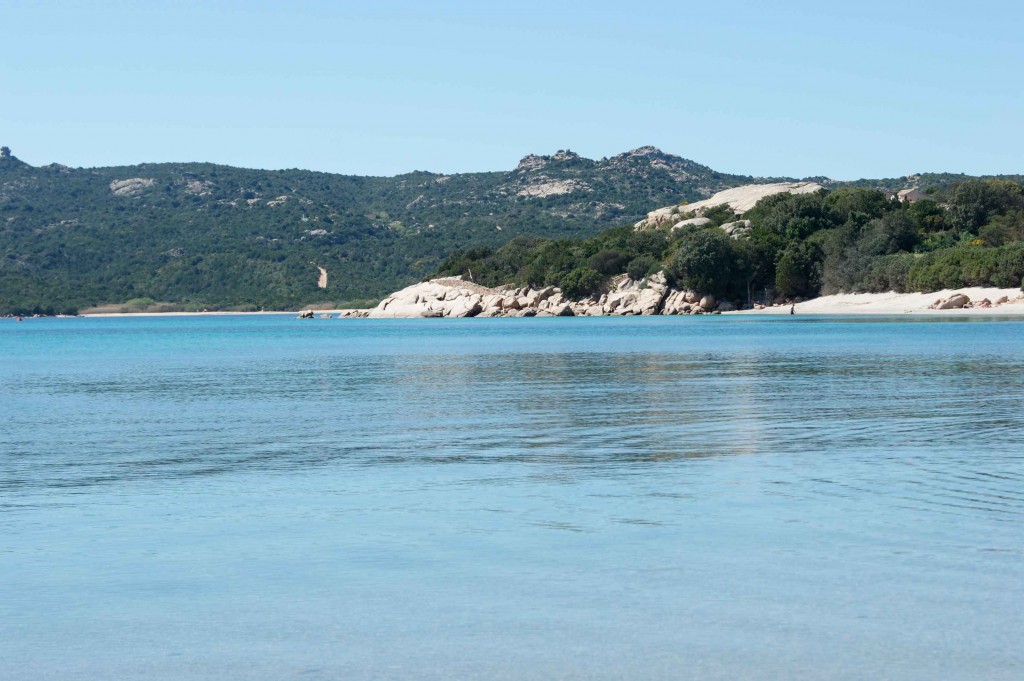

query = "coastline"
[
  {"left": 62, "top": 287, "right": 1024, "bottom": 319},
  {"left": 732, "top": 287, "right": 1024, "bottom": 316}
]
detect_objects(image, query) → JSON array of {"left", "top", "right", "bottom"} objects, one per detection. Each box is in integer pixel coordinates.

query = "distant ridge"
[{"left": 1, "top": 144, "right": 1020, "bottom": 314}]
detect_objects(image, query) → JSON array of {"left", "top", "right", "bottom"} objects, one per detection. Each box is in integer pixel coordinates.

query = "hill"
[
  {"left": 0, "top": 145, "right": 765, "bottom": 314},
  {"left": 4, "top": 143, "right": 1022, "bottom": 314}
]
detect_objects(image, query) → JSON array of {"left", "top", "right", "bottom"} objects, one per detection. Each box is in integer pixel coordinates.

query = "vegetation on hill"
[
  {"left": 3, "top": 143, "right": 1023, "bottom": 314},
  {"left": 0, "top": 146, "right": 760, "bottom": 314},
  {"left": 434, "top": 179, "right": 1024, "bottom": 304}
]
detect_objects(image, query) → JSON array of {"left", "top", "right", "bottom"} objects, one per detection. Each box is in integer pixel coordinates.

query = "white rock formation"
[
  {"left": 364, "top": 272, "right": 733, "bottom": 319},
  {"left": 720, "top": 220, "right": 752, "bottom": 238},
  {"left": 672, "top": 217, "right": 712, "bottom": 231},
  {"left": 516, "top": 179, "right": 591, "bottom": 198},
  {"left": 109, "top": 178, "right": 156, "bottom": 197},
  {"left": 636, "top": 182, "right": 824, "bottom": 229}
]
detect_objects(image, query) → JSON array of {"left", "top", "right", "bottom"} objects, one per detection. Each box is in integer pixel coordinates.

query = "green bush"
[
  {"left": 626, "top": 255, "right": 658, "bottom": 280},
  {"left": 588, "top": 249, "right": 629, "bottom": 275},
  {"left": 859, "top": 253, "right": 916, "bottom": 292},
  {"left": 668, "top": 229, "right": 734, "bottom": 294},
  {"left": 559, "top": 267, "right": 604, "bottom": 299},
  {"left": 906, "top": 243, "right": 1024, "bottom": 291},
  {"left": 775, "top": 241, "right": 823, "bottom": 298}
]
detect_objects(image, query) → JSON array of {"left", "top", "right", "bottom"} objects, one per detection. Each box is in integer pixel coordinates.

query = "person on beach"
[{"left": 790, "top": 304, "right": 795, "bottom": 315}]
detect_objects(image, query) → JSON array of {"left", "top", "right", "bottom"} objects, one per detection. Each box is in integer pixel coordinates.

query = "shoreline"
[
  {"left": 52, "top": 287, "right": 1024, "bottom": 319},
  {"left": 731, "top": 287, "right": 1024, "bottom": 316}
]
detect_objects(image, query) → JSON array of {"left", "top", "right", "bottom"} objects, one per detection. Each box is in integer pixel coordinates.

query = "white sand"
[{"left": 734, "top": 287, "right": 1024, "bottom": 315}]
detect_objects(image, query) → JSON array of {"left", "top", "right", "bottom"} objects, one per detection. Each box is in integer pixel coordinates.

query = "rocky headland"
[
  {"left": 355, "top": 273, "right": 730, "bottom": 319},
  {"left": 337, "top": 278, "right": 1024, "bottom": 319}
]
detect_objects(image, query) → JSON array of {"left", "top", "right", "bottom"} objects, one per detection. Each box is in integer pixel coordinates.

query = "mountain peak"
[
  {"left": 516, "top": 149, "right": 583, "bottom": 172},
  {"left": 626, "top": 146, "right": 664, "bottom": 157}
]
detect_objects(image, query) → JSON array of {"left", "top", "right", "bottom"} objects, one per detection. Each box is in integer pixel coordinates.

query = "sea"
[{"left": 1, "top": 315, "right": 1022, "bottom": 680}]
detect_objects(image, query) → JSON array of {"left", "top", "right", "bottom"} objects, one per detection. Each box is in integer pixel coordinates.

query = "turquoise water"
[{"left": 1, "top": 315, "right": 1022, "bottom": 680}]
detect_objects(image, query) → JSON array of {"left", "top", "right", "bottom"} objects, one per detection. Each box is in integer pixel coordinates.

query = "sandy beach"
[
  {"left": 72, "top": 288, "right": 1024, "bottom": 318},
  {"left": 735, "top": 287, "right": 1024, "bottom": 315}
]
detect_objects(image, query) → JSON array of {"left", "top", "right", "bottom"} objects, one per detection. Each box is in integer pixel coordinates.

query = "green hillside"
[
  {"left": 3, "top": 143, "right": 1022, "bottom": 314},
  {"left": 0, "top": 146, "right": 758, "bottom": 314}
]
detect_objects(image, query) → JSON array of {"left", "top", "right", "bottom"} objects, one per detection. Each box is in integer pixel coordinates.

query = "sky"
[{"left": 2, "top": 0, "right": 1022, "bottom": 179}]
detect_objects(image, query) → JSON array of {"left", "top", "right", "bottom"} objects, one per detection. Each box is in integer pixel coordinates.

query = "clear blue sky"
[{"left": 2, "top": 0, "right": 1022, "bottom": 179}]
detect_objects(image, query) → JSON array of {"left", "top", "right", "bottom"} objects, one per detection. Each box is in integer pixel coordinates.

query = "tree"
[
  {"left": 775, "top": 241, "right": 823, "bottom": 299},
  {"left": 948, "top": 179, "right": 1024, "bottom": 234},
  {"left": 669, "top": 229, "right": 735, "bottom": 294}
]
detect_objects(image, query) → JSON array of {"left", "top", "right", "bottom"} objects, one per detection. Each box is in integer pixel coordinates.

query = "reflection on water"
[{"left": 1, "top": 316, "right": 1023, "bottom": 680}]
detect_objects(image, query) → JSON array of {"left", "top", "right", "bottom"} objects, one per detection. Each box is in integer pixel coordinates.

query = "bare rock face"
[
  {"left": 110, "top": 178, "right": 156, "bottom": 197},
  {"left": 635, "top": 182, "right": 823, "bottom": 230},
  {"left": 601, "top": 271, "right": 669, "bottom": 315},
  {"left": 672, "top": 217, "right": 712, "bottom": 231},
  {"left": 662, "top": 289, "right": 699, "bottom": 315},
  {"left": 365, "top": 273, "right": 740, "bottom": 319},
  {"left": 369, "top": 279, "right": 490, "bottom": 318},
  {"left": 516, "top": 179, "right": 591, "bottom": 198}
]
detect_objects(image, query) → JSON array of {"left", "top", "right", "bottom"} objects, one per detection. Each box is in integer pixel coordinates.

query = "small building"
[{"left": 897, "top": 188, "right": 928, "bottom": 203}]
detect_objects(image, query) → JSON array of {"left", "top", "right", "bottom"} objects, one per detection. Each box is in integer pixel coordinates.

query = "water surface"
[{"left": 1, "top": 316, "right": 1022, "bottom": 680}]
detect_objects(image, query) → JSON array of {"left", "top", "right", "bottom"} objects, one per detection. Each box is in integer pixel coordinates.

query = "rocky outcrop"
[
  {"left": 672, "top": 216, "right": 712, "bottom": 231},
  {"left": 365, "top": 273, "right": 733, "bottom": 319},
  {"left": 930, "top": 293, "right": 971, "bottom": 310},
  {"left": 109, "top": 178, "right": 156, "bottom": 197},
  {"left": 516, "top": 179, "right": 591, "bottom": 197},
  {"left": 926, "top": 293, "right": 1024, "bottom": 310},
  {"left": 368, "top": 278, "right": 496, "bottom": 318},
  {"left": 595, "top": 272, "right": 670, "bottom": 315},
  {"left": 635, "top": 182, "right": 824, "bottom": 230},
  {"left": 721, "top": 220, "right": 752, "bottom": 238}
]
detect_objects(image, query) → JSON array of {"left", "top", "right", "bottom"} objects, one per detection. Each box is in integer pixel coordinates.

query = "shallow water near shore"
[{"left": 2, "top": 315, "right": 1022, "bottom": 680}]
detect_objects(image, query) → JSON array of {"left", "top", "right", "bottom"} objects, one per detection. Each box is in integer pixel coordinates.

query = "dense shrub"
[
  {"left": 859, "top": 253, "right": 916, "bottom": 292},
  {"left": 559, "top": 267, "right": 604, "bottom": 298},
  {"left": 906, "top": 243, "right": 1024, "bottom": 291},
  {"left": 668, "top": 229, "right": 734, "bottom": 294},
  {"left": 588, "top": 249, "right": 630, "bottom": 275},
  {"left": 775, "top": 241, "right": 823, "bottom": 299},
  {"left": 626, "top": 255, "right": 658, "bottom": 280}
]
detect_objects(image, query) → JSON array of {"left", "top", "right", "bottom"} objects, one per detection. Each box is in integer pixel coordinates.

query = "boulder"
[
  {"left": 635, "top": 271, "right": 669, "bottom": 314},
  {"left": 444, "top": 295, "right": 483, "bottom": 318},
  {"left": 671, "top": 216, "right": 712, "bottom": 231},
  {"left": 718, "top": 301, "right": 736, "bottom": 312},
  {"left": 936, "top": 293, "right": 971, "bottom": 310},
  {"left": 699, "top": 294, "right": 716, "bottom": 311},
  {"left": 369, "top": 279, "right": 498, "bottom": 318},
  {"left": 721, "top": 220, "right": 752, "bottom": 238}
]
